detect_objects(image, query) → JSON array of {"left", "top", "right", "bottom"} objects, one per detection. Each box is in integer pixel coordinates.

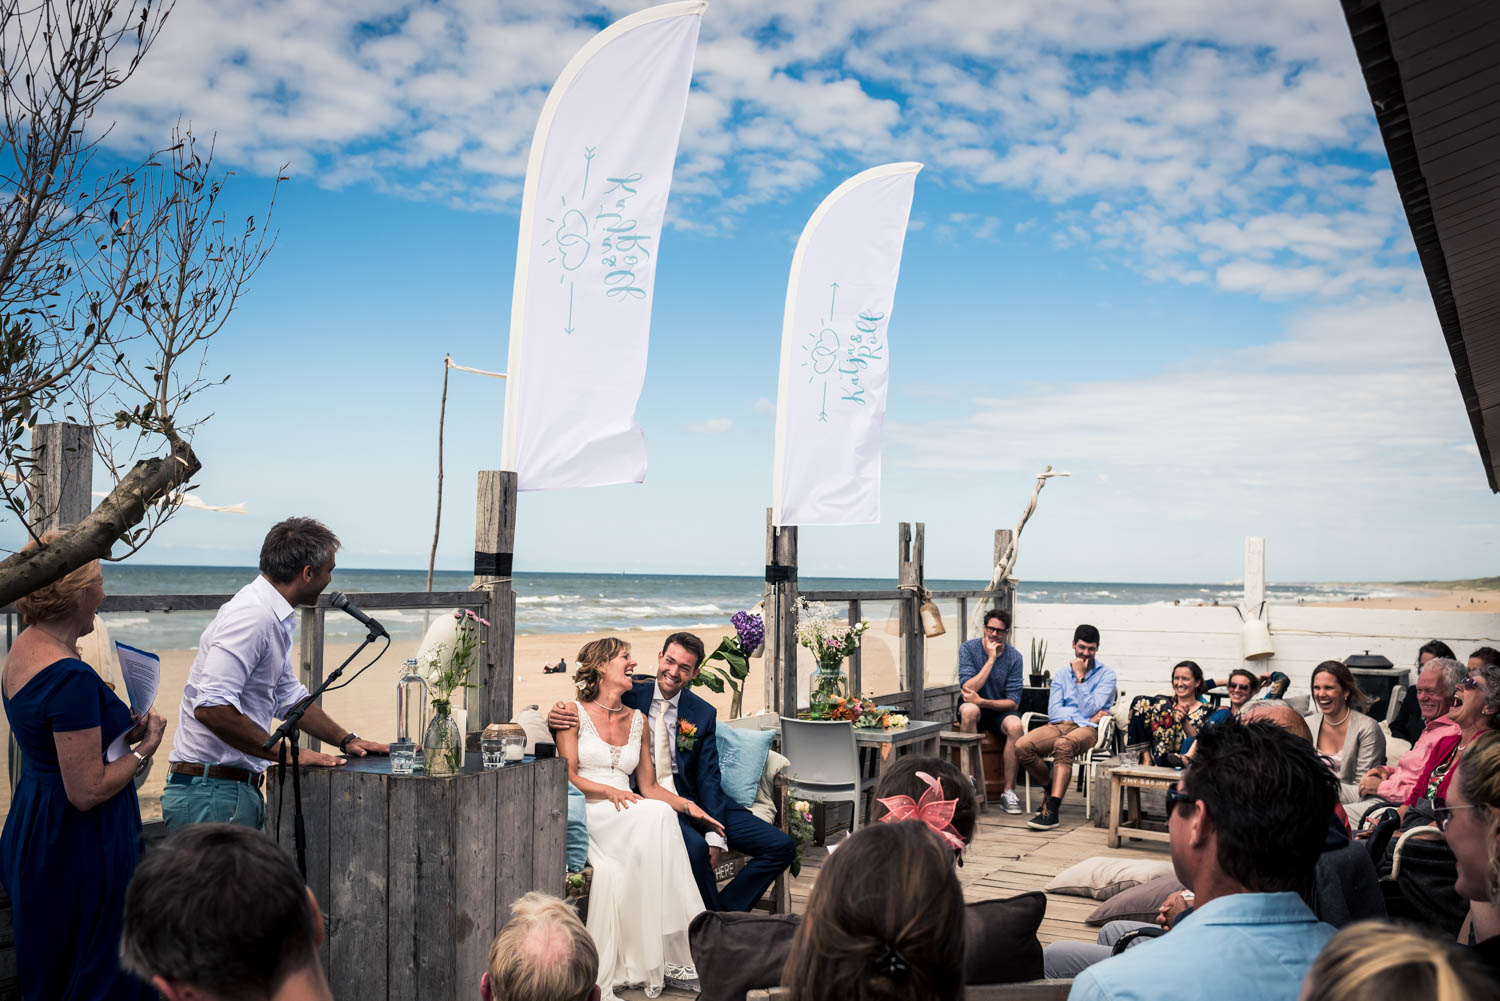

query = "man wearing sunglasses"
[
  {"left": 1070, "top": 721, "right": 1338, "bottom": 1001},
  {"left": 957, "top": 608, "right": 1026, "bottom": 813},
  {"left": 1348, "top": 657, "right": 1465, "bottom": 824}
]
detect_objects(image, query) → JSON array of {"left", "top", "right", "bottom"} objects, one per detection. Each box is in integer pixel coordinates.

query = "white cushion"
[
  {"left": 1044, "top": 857, "right": 1177, "bottom": 900},
  {"left": 750, "top": 749, "right": 790, "bottom": 824},
  {"left": 511, "top": 705, "right": 550, "bottom": 754}
]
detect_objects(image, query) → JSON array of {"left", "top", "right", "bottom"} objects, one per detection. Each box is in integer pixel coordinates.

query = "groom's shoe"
[{"left": 666, "top": 974, "right": 701, "bottom": 993}]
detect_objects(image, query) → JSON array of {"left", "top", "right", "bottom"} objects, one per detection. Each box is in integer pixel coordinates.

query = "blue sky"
[{"left": 5, "top": 0, "right": 1496, "bottom": 583}]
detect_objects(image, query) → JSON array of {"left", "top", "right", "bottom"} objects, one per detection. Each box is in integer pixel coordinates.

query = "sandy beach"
[{"left": 1320, "top": 587, "right": 1500, "bottom": 612}]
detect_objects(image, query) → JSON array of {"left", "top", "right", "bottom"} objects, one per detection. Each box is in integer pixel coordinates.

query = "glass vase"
[
  {"left": 423, "top": 700, "right": 462, "bottom": 776},
  {"left": 396, "top": 659, "right": 430, "bottom": 745},
  {"left": 808, "top": 662, "right": 849, "bottom": 718}
]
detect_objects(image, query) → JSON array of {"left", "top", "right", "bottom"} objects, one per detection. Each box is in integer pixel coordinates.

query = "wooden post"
[
  {"left": 764, "top": 509, "right": 799, "bottom": 717},
  {"left": 27, "top": 422, "right": 92, "bottom": 532},
  {"left": 473, "top": 471, "right": 517, "bottom": 731},
  {"left": 16, "top": 423, "right": 93, "bottom": 791},
  {"left": 898, "top": 522, "right": 926, "bottom": 720},
  {"left": 298, "top": 607, "right": 327, "bottom": 751},
  {"left": 995, "top": 529, "right": 1015, "bottom": 626},
  {"left": 1244, "top": 536, "right": 1266, "bottom": 617}
]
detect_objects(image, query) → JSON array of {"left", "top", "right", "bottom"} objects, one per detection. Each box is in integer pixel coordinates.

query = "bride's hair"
[
  {"left": 574, "top": 637, "right": 631, "bottom": 702},
  {"left": 783, "top": 822, "right": 964, "bottom": 1001}
]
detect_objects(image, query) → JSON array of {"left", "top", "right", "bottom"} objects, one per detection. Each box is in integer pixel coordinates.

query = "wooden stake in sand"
[{"left": 973, "top": 466, "right": 1071, "bottom": 632}]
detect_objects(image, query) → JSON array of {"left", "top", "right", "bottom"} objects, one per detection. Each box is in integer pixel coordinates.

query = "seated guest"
[
  {"left": 1068, "top": 720, "right": 1339, "bottom": 1001},
  {"left": 1399, "top": 663, "right": 1500, "bottom": 820},
  {"left": 871, "top": 755, "right": 978, "bottom": 860},
  {"left": 1305, "top": 660, "right": 1386, "bottom": 804},
  {"left": 1016, "top": 624, "right": 1115, "bottom": 830},
  {"left": 1472, "top": 647, "right": 1500, "bottom": 672},
  {"left": 1348, "top": 657, "right": 1464, "bottom": 823},
  {"left": 782, "top": 822, "right": 964, "bottom": 1001},
  {"left": 1390, "top": 641, "right": 1458, "bottom": 743},
  {"left": 483, "top": 891, "right": 600, "bottom": 1001},
  {"left": 1301, "top": 920, "right": 1493, "bottom": 1001},
  {"left": 1442, "top": 732, "right": 1500, "bottom": 983},
  {"left": 1216, "top": 668, "right": 1263, "bottom": 718},
  {"left": 956, "top": 609, "right": 1025, "bottom": 814},
  {"left": 119, "top": 823, "right": 331, "bottom": 1001},
  {"left": 1126, "top": 660, "right": 1209, "bottom": 767}
]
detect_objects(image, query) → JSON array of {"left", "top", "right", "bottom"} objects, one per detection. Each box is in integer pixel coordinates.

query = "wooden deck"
[{"left": 622, "top": 799, "right": 1172, "bottom": 999}]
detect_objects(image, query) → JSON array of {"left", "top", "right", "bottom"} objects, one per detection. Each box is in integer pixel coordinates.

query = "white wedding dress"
[{"left": 574, "top": 702, "right": 703, "bottom": 999}]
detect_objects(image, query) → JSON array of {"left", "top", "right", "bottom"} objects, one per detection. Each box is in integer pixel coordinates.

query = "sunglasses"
[
  {"left": 1457, "top": 676, "right": 1482, "bottom": 691},
  {"left": 1433, "top": 800, "right": 1479, "bottom": 832},
  {"left": 1165, "top": 787, "right": 1198, "bottom": 814},
  {"left": 1226, "top": 682, "right": 1251, "bottom": 692}
]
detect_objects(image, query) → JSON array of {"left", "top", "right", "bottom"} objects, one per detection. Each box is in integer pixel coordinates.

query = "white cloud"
[
  {"left": 686, "top": 418, "right": 733, "bottom": 434},
  {"left": 752, "top": 397, "right": 777, "bottom": 416}
]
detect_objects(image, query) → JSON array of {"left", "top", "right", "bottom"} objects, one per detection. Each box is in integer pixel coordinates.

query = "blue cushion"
[
  {"left": 715, "top": 725, "right": 776, "bottom": 809},
  {"left": 566, "top": 783, "right": 589, "bottom": 872}
]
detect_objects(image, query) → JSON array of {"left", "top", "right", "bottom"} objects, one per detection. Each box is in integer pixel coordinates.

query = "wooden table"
[
  {"left": 1106, "top": 763, "right": 1183, "bottom": 848},
  {"left": 852, "top": 718, "right": 946, "bottom": 776},
  {"left": 268, "top": 753, "right": 568, "bottom": 1000}
]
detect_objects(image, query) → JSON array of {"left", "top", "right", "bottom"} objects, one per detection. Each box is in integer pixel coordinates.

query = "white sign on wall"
[
  {"left": 500, "top": 2, "right": 706, "bottom": 490},
  {"left": 771, "top": 163, "right": 922, "bottom": 526}
]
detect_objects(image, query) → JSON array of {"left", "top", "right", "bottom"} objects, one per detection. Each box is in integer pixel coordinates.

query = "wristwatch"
[
  {"left": 337, "top": 732, "right": 359, "bottom": 752},
  {"left": 131, "top": 749, "right": 149, "bottom": 775}
]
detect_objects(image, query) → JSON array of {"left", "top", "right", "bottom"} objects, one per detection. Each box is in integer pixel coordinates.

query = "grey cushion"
[{"left": 1085, "top": 874, "right": 1184, "bottom": 926}]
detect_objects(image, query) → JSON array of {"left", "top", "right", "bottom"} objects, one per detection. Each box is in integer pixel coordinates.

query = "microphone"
[{"left": 327, "top": 592, "right": 389, "bottom": 639}]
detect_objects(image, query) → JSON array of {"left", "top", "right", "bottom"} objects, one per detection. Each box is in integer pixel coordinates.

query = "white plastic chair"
[
  {"left": 779, "top": 718, "right": 878, "bottom": 834},
  {"left": 1020, "top": 712, "right": 1116, "bottom": 821}
]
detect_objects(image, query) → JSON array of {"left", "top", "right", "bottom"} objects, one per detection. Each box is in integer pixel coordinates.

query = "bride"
[{"left": 556, "top": 637, "right": 725, "bottom": 999}]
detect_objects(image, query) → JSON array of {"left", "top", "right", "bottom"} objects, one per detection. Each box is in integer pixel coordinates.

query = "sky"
[{"left": 4, "top": 0, "right": 1496, "bottom": 584}]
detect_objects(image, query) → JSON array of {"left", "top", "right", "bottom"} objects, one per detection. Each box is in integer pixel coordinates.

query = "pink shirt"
[{"left": 1377, "top": 714, "right": 1460, "bottom": 802}]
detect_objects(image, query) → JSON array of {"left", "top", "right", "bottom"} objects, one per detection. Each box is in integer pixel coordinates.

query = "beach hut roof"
[{"left": 1342, "top": 0, "right": 1500, "bottom": 492}]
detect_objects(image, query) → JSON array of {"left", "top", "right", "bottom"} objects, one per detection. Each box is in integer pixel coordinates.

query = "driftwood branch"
[{"left": 0, "top": 437, "right": 198, "bottom": 607}]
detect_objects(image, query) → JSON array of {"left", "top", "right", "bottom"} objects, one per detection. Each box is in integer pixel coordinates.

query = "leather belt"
[{"left": 168, "top": 761, "right": 265, "bottom": 790}]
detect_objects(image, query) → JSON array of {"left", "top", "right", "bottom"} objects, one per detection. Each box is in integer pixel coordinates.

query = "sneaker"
[
  {"left": 1000, "top": 789, "right": 1022, "bottom": 815},
  {"left": 1027, "top": 804, "right": 1060, "bottom": 830}
]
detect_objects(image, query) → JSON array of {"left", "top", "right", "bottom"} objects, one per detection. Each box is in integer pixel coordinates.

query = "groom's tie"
[{"left": 654, "top": 698, "right": 678, "bottom": 795}]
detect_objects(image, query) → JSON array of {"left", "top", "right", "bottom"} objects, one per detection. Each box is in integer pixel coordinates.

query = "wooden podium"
[{"left": 268, "top": 753, "right": 568, "bottom": 1000}]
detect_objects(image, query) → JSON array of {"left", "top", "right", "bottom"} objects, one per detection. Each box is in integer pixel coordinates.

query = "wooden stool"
[{"left": 939, "top": 730, "right": 989, "bottom": 812}]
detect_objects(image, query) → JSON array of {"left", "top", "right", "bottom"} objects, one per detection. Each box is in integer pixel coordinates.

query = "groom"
[{"left": 549, "top": 632, "right": 794, "bottom": 911}]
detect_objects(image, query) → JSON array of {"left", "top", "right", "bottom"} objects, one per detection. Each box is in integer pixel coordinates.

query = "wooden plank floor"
[{"left": 620, "top": 799, "right": 1172, "bottom": 1000}]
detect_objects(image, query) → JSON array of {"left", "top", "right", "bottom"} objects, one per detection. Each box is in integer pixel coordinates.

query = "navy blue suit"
[{"left": 624, "top": 677, "right": 794, "bottom": 911}]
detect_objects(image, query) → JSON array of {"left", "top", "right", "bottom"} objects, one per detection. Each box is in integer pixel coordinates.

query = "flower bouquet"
[
  {"left": 788, "top": 798, "right": 817, "bottom": 877},
  {"left": 419, "top": 608, "right": 488, "bottom": 775},
  {"left": 808, "top": 695, "right": 909, "bottom": 730},
  {"left": 796, "top": 599, "right": 869, "bottom": 716},
  {"left": 692, "top": 610, "right": 764, "bottom": 718}
]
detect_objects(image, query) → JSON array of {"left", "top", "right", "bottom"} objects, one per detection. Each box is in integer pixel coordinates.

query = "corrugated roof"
[{"left": 1342, "top": 0, "right": 1500, "bottom": 491}]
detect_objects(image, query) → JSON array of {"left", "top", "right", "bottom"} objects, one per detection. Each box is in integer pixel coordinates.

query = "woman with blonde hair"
[
  {"left": 1443, "top": 730, "right": 1500, "bottom": 979},
  {"left": 0, "top": 535, "right": 167, "bottom": 999},
  {"left": 555, "top": 636, "right": 723, "bottom": 999},
  {"left": 1300, "top": 921, "right": 1493, "bottom": 1001}
]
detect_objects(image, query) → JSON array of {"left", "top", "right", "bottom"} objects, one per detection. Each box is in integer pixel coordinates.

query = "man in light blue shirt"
[
  {"left": 958, "top": 608, "right": 1026, "bottom": 813},
  {"left": 1068, "top": 720, "right": 1339, "bottom": 1001},
  {"left": 1016, "top": 624, "right": 1115, "bottom": 829}
]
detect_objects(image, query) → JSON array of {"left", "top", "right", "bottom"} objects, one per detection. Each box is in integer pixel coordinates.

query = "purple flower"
[{"left": 732, "top": 611, "right": 764, "bottom": 652}]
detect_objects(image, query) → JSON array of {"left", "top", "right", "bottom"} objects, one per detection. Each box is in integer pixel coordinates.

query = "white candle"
[{"left": 503, "top": 744, "right": 525, "bottom": 762}]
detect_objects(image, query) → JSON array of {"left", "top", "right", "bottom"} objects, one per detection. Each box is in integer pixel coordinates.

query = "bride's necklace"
[{"left": 597, "top": 700, "right": 625, "bottom": 713}]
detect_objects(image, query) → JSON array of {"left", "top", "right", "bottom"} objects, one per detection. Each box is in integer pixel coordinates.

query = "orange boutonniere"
[{"left": 677, "top": 719, "right": 699, "bottom": 752}]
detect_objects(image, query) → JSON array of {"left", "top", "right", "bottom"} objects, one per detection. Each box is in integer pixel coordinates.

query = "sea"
[{"left": 73, "top": 565, "right": 1427, "bottom": 653}]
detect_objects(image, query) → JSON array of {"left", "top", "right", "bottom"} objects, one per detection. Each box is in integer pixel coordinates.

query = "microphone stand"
[{"left": 265, "top": 628, "right": 380, "bottom": 880}]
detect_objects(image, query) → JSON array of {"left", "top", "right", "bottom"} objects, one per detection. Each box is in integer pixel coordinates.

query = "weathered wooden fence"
[{"left": 761, "top": 511, "right": 1017, "bottom": 725}]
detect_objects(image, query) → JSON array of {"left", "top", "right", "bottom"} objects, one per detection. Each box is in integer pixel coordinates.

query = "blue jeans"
[{"left": 161, "top": 772, "right": 266, "bottom": 831}]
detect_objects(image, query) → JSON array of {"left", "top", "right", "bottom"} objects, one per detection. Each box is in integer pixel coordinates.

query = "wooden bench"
[
  {"left": 1106, "top": 763, "right": 1181, "bottom": 849},
  {"left": 748, "top": 979, "right": 1073, "bottom": 1000}
]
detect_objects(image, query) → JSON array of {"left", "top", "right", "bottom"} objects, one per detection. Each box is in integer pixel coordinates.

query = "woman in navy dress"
[{"left": 2, "top": 542, "right": 166, "bottom": 1000}]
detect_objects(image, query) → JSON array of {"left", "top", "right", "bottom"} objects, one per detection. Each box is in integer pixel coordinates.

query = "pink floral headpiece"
[{"left": 876, "top": 770, "right": 966, "bottom": 851}]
